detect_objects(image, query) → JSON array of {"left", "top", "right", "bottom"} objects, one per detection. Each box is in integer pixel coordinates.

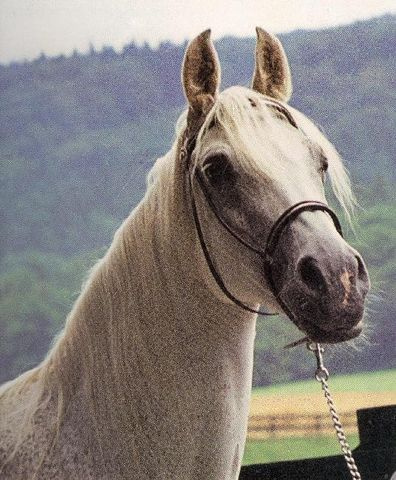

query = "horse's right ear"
[{"left": 182, "top": 30, "right": 221, "bottom": 123}]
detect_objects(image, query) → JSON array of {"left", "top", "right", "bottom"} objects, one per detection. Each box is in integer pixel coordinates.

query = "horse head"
[{"left": 181, "top": 29, "right": 370, "bottom": 344}]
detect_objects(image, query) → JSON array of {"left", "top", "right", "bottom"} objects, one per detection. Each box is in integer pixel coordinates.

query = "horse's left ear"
[
  {"left": 252, "top": 28, "right": 292, "bottom": 102},
  {"left": 182, "top": 29, "right": 221, "bottom": 123}
]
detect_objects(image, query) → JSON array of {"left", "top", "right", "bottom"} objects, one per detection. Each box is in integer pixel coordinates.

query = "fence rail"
[{"left": 247, "top": 411, "right": 357, "bottom": 439}]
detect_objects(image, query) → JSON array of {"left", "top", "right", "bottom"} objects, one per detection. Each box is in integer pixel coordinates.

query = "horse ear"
[
  {"left": 182, "top": 29, "right": 221, "bottom": 121},
  {"left": 252, "top": 28, "right": 292, "bottom": 102}
]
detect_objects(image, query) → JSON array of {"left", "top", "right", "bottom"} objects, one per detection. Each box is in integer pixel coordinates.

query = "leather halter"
[{"left": 183, "top": 120, "right": 343, "bottom": 317}]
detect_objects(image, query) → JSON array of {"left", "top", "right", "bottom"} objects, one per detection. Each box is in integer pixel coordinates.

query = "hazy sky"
[{"left": 1, "top": 0, "right": 395, "bottom": 63}]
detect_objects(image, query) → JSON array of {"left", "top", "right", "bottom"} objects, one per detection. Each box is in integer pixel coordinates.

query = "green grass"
[
  {"left": 243, "top": 435, "right": 359, "bottom": 465},
  {"left": 243, "top": 369, "right": 396, "bottom": 465},
  {"left": 252, "top": 369, "right": 396, "bottom": 396}
]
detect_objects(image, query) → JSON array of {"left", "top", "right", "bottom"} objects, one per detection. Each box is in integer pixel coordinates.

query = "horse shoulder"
[{"left": 0, "top": 368, "right": 94, "bottom": 479}]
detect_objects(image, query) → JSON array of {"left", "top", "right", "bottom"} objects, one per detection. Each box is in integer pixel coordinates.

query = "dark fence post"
[{"left": 239, "top": 405, "right": 396, "bottom": 480}]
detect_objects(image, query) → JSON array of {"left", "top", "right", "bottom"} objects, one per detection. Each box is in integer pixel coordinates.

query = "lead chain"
[{"left": 307, "top": 342, "right": 362, "bottom": 480}]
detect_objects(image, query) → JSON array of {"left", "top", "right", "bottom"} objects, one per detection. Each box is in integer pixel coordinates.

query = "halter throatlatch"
[{"left": 183, "top": 124, "right": 343, "bottom": 318}]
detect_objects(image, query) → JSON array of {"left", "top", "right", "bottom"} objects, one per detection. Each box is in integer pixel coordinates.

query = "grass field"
[
  {"left": 252, "top": 369, "right": 396, "bottom": 396},
  {"left": 242, "top": 369, "right": 396, "bottom": 465},
  {"left": 243, "top": 435, "right": 359, "bottom": 465}
]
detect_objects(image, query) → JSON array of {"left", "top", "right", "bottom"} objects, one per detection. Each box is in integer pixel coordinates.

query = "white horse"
[{"left": 0, "top": 29, "right": 369, "bottom": 479}]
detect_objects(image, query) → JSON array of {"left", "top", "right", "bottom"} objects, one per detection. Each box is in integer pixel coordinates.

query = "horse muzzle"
[{"left": 272, "top": 241, "right": 370, "bottom": 344}]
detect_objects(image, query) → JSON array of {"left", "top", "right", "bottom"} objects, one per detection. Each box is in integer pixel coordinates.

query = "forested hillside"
[{"left": 1, "top": 15, "right": 395, "bottom": 384}]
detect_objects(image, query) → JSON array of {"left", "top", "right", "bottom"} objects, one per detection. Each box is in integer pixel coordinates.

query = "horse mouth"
[{"left": 299, "top": 319, "right": 363, "bottom": 344}]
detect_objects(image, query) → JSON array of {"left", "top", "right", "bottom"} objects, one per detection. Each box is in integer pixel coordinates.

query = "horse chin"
[
  {"left": 298, "top": 319, "right": 363, "bottom": 344},
  {"left": 277, "top": 288, "right": 366, "bottom": 345}
]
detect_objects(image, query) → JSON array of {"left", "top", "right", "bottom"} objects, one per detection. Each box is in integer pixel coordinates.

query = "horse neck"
[{"left": 43, "top": 147, "right": 257, "bottom": 474}]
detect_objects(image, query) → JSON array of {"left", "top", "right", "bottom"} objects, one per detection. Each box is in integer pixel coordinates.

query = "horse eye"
[
  {"left": 202, "top": 154, "right": 234, "bottom": 186},
  {"left": 320, "top": 157, "right": 329, "bottom": 182}
]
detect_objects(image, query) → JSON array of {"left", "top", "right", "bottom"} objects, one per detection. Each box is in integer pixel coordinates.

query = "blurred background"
[{"left": 1, "top": 0, "right": 395, "bottom": 465}]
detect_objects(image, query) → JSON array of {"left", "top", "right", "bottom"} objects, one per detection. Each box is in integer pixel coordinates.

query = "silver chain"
[{"left": 307, "top": 342, "right": 362, "bottom": 480}]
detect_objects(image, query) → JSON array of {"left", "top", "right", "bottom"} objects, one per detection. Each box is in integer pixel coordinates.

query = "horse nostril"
[
  {"left": 355, "top": 254, "right": 368, "bottom": 282},
  {"left": 298, "top": 256, "right": 327, "bottom": 293}
]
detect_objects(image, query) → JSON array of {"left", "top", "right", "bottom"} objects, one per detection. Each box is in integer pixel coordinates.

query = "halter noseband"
[{"left": 183, "top": 126, "right": 343, "bottom": 317}]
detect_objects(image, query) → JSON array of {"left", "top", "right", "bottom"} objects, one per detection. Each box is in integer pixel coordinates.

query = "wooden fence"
[
  {"left": 240, "top": 405, "right": 396, "bottom": 480},
  {"left": 247, "top": 411, "right": 357, "bottom": 439}
]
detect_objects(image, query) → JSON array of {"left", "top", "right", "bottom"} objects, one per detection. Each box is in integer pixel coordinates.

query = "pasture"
[{"left": 243, "top": 369, "right": 396, "bottom": 465}]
